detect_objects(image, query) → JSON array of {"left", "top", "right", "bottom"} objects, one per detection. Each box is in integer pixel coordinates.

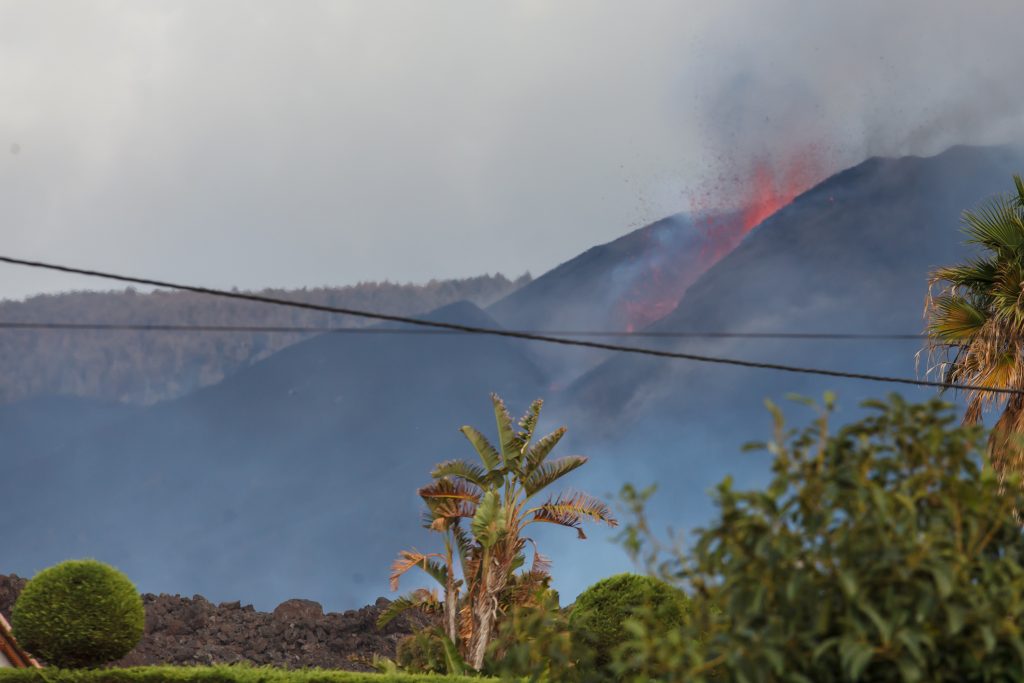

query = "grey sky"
[{"left": 2, "top": 1, "right": 1023, "bottom": 301}]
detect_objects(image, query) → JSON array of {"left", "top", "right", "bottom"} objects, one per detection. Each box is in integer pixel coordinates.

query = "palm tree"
[
  {"left": 926, "top": 174, "right": 1024, "bottom": 484},
  {"left": 381, "top": 394, "right": 617, "bottom": 670}
]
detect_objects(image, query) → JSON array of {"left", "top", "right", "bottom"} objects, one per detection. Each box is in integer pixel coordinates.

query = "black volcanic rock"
[
  {"left": 0, "top": 575, "right": 429, "bottom": 671},
  {"left": 0, "top": 574, "right": 27, "bottom": 619}
]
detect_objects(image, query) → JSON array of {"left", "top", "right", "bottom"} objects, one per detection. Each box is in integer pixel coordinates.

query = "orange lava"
[
  {"left": 620, "top": 145, "right": 825, "bottom": 331},
  {"left": 698, "top": 146, "right": 825, "bottom": 261}
]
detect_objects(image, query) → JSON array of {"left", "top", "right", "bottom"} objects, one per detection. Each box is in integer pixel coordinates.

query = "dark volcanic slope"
[
  {"left": 3, "top": 301, "right": 547, "bottom": 611},
  {"left": 572, "top": 144, "right": 1024, "bottom": 423},
  {"left": 488, "top": 213, "right": 702, "bottom": 332},
  {"left": 527, "top": 145, "right": 1024, "bottom": 598},
  {"left": 487, "top": 213, "right": 726, "bottom": 382}
]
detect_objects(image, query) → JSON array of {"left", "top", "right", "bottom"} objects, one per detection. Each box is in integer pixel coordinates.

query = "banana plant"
[{"left": 381, "top": 393, "right": 617, "bottom": 670}]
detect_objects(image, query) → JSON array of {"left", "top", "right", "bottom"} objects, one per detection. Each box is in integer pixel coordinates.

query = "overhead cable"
[{"left": 0, "top": 254, "right": 1015, "bottom": 396}]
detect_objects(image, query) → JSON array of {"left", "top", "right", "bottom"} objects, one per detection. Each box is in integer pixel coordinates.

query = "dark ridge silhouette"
[{"left": 0, "top": 273, "right": 530, "bottom": 405}]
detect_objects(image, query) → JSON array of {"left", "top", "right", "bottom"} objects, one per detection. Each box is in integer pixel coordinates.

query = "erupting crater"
[{"left": 619, "top": 145, "right": 825, "bottom": 331}]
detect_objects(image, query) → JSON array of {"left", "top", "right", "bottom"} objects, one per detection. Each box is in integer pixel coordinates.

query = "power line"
[
  {"left": 0, "top": 253, "right": 1017, "bottom": 396},
  {"left": 0, "top": 321, "right": 926, "bottom": 340}
]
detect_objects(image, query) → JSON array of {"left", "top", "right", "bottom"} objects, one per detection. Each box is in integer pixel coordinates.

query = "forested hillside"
[{"left": 0, "top": 273, "right": 529, "bottom": 404}]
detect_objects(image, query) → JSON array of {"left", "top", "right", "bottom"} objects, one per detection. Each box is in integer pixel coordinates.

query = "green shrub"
[
  {"left": 396, "top": 629, "right": 447, "bottom": 674},
  {"left": 615, "top": 394, "right": 1024, "bottom": 682},
  {"left": 12, "top": 559, "right": 145, "bottom": 668},
  {"left": 485, "top": 589, "right": 586, "bottom": 681},
  {"left": 568, "top": 573, "right": 689, "bottom": 679}
]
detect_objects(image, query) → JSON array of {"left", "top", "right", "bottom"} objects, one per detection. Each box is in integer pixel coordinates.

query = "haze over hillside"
[
  {"left": 5, "top": 145, "right": 1022, "bottom": 609},
  {"left": 4, "top": 301, "right": 547, "bottom": 610},
  {"left": 0, "top": 273, "right": 529, "bottom": 404}
]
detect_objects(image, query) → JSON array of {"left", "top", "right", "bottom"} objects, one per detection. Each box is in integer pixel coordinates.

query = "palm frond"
[
  {"left": 389, "top": 549, "right": 446, "bottom": 590},
  {"left": 422, "top": 470, "right": 485, "bottom": 499},
  {"left": 458, "top": 603, "right": 475, "bottom": 646},
  {"left": 504, "top": 569, "right": 552, "bottom": 608},
  {"left": 526, "top": 538, "right": 551, "bottom": 576},
  {"left": 491, "top": 393, "right": 522, "bottom": 458},
  {"left": 529, "top": 491, "right": 618, "bottom": 538},
  {"left": 517, "top": 399, "right": 544, "bottom": 446},
  {"left": 925, "top": 177, "right": 1024, "bottom": 422},
  {"left": 458, "top": 426, "right": 501, "bottom": 471},
  {"left": 376, "top": 588, "right": 441, "bottom": 628},
  {"left": 929, "top": 295, "right": 988, "bottom": 341},
  {"left": 451, "top": 537, "right": 478, "bottom": 610},
  {"left": 524, "top": 426, "right": 567, "bottom": 475},
  {"left": 452, "top": 523, "right": 474, "bottom": 567},
  {"left": 471, "top": 489, "right": 507, "bottom": 548},
  {"left": 428, "top": 500, "right": 478, "bottom": 530},
  {"left": 964, "top": 397, "right": 984, "bottom": 425},
  {"left": 962, "top": 195, "right": 1024, "bottom": 254},
  {"left": 523, "top": 455, "right": 587, "bottom": 496},
  {"left": 931, "top": 258, "right": 999, "bottom": 291},
  {"left": 460, "top": 548, "right": 482, "bottom": 589},
  {"left": 977, "top": 351, "right": 1019, "bottom": 391},
  {"left": 989, "top": 396, "right": 1024, "bottom": 488}
]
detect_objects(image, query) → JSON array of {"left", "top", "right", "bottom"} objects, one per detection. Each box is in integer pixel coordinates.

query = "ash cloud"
[
  {"left": 3, "top": 2, "right": 1023, "bottom": 300},
  {"left": 683, "top": 0, "right": 1024, "bottom": 203}
]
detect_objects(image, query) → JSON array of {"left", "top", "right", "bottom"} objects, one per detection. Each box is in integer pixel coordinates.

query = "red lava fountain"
[{"left": 620, "top": 145, "right": 825, "bottom": 331}]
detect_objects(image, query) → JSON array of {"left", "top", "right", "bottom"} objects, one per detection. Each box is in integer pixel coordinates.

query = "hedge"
[
  {"left": 12, "top": 559, "right": 145, "bottom": 668},
  {"left": 0, "top": 666, "right": 489, "bottom": 683},
  {"left": 568, "top": 572, "right": 689, "bottom": 671}
]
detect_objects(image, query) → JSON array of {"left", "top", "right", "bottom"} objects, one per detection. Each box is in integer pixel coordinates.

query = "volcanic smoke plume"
[{"left": 619, "top": 145, "right": 826, "bottom": 331}]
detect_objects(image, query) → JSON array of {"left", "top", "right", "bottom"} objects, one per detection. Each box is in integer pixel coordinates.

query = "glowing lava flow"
[{"left": 619, "top": 146, "right": 825, "bottom": 331}]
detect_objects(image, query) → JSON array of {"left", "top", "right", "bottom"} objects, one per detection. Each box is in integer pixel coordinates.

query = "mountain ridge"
[{"left": 0, "top": 273, "right": 530, "bottom": 405}]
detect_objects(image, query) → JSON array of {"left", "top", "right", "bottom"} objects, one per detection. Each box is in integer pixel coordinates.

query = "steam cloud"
[
  {"left": 2, "top": 2, "right": 1023, "bottom": 301},
  {"left": 686, "top": 0, "right": 1024, "bottom": 202}
]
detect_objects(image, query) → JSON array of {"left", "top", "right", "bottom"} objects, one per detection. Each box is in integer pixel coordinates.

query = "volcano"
[
  {"left": 4, "top": 144, "right": 1024, "bottom": 613},
  {"left": 488, "top": 148, "right": 826, "bottom": 382},
  {"left": 488, "top": 208, "right": 789, "bottom": 384},
  {"left": 570, "top": 144, "right": 1024, "bottom": 424}
]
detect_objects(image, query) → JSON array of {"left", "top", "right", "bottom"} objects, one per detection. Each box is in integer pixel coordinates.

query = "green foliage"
[
  {"left": 0, "top": 665, "right": 489, "bottom": 683},
  {"left": 387, "top": 394, "right": 615, "bottom": 670},
  {"left": 568, "top": 573, "right": 689, "bottom": 680},
  {"left": 614, "top": 394, "right": 1024, "bottom": 682},
  {"left": 485, "top": 590, "right": 587, "bottom": 682},
  {"left": 925, "top": 173, "right": 1024, "bottom": 468},
  {"left": 12, "top": 559, "right": 145, "bottom": 668},
  {"left": 439, "top": 636, "right": 467, "bottom": 676},
  {"left": 396, "top": 629, "right": 448, "bottom": 675}
]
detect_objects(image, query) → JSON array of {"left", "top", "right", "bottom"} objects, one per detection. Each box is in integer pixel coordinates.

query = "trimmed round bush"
[
  {"left": 569, "top": 573, "right": 689, "bottom": 670},
  {"left": 12, "top": 559, "right": 145, "bottom": 668}
]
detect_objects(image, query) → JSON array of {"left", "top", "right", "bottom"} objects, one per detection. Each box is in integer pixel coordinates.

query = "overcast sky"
[{"left": 3, "top": 1, "right": 1023, "bottom": 301}]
